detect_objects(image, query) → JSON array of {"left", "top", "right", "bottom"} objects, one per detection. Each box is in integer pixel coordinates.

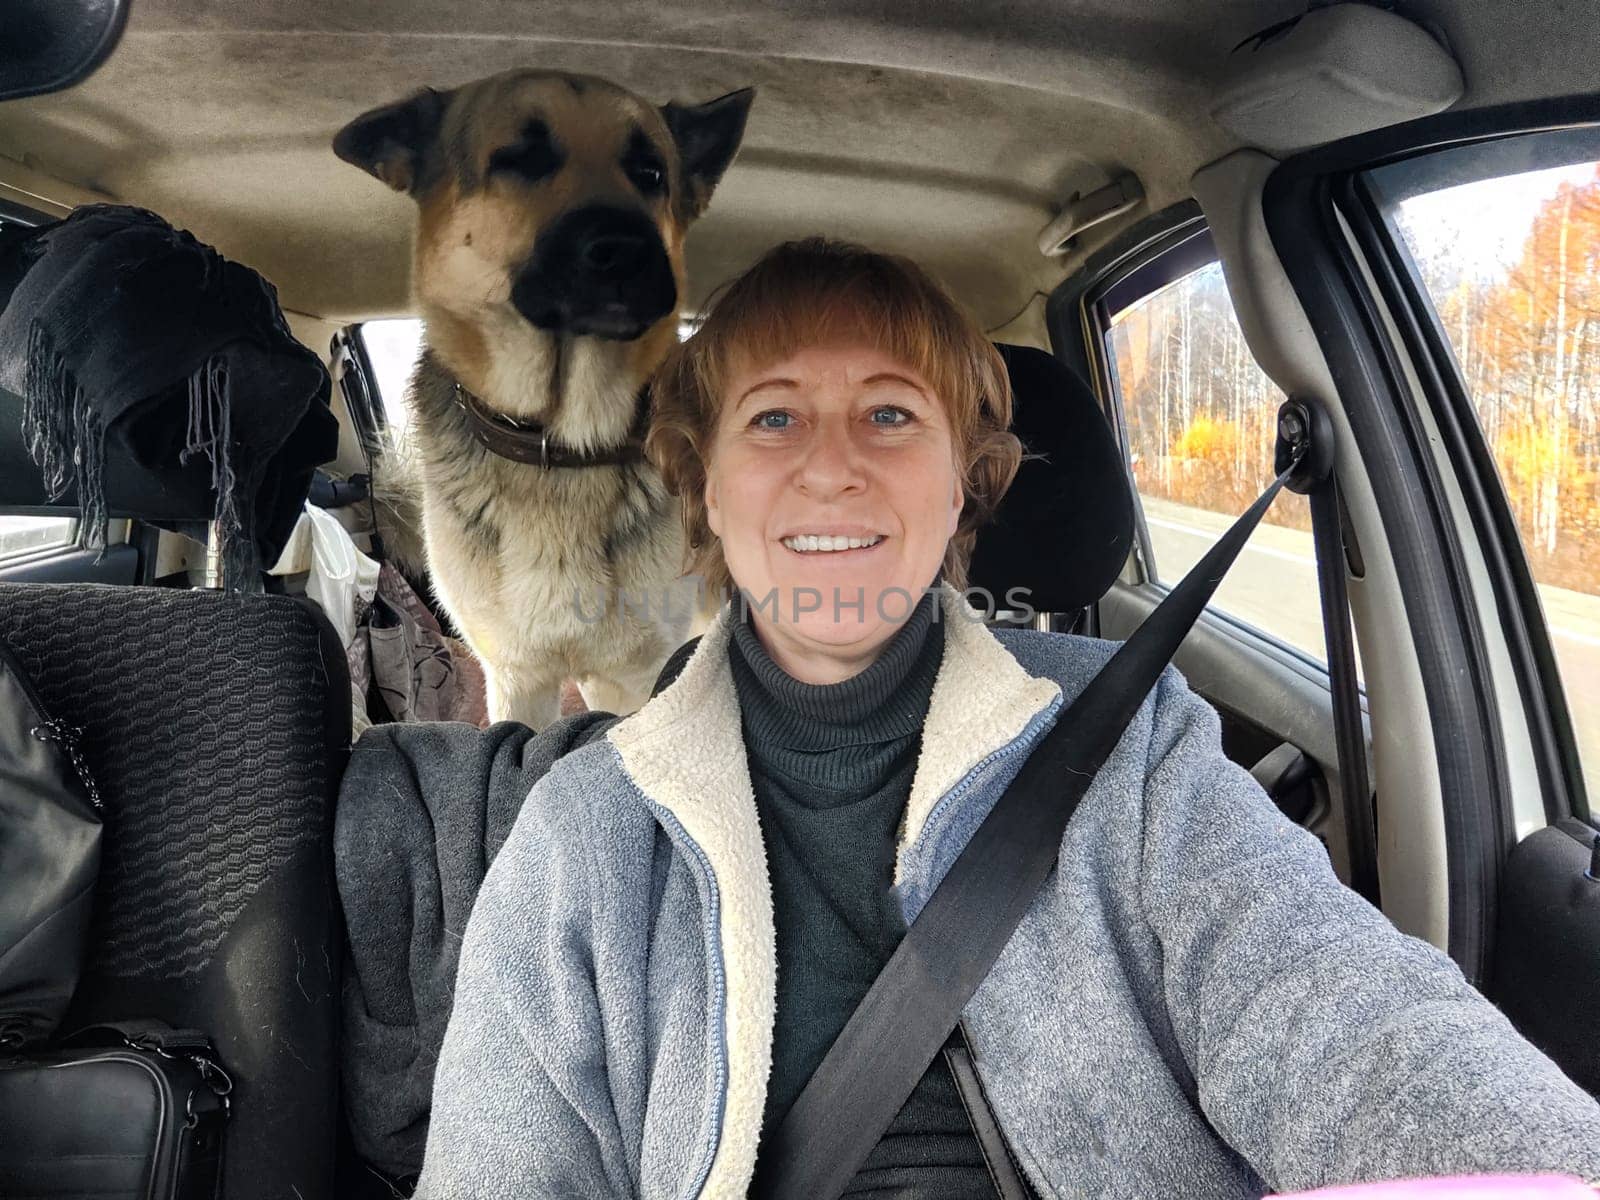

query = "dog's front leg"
[
  {"left": 576, "top": 659, "right": 667, "bottom": 718},
  {"left": 485, "top": 666, "right": 564, "bottom": 732}
]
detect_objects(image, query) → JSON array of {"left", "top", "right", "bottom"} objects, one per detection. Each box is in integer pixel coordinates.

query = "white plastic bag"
[{"left": 269, "top": 503, "right": 380, "bottom": 650}]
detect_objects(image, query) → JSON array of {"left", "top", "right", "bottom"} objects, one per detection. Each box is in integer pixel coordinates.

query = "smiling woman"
[
  {"left": 705, "top": 342, "right": 967, "bottom": 682},
  {"left": 649, "top": 237, "right": 1021, "bottom": 681},
  {"left": 415, "top": 237, "right": 1600, "bottom": 1200}
]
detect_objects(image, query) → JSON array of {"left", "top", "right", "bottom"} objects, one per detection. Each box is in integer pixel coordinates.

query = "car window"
[
  {"left": 0, "top": 515, "right": 77, "bottom": 562},
  {"left": 1099, "top": 248, "right": 1333, "bottom": 670},
  {"left": 356, "top": 316, "right": 700, "bottom": 433},
  {"left": 1380, "top": 152, "right": 1600, "bottom": 799},
  {"left": 359, "top": 318, "right": 426, "bottom": 441}
]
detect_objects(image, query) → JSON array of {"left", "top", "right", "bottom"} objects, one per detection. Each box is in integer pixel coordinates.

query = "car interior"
[{"left": 2, "top": 0, "right": 1599, "bottom": 1196}]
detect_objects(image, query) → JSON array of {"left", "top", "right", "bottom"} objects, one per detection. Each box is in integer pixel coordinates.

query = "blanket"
[{"left": 334, "top": 713, "right": 618, "bottom": 1181}]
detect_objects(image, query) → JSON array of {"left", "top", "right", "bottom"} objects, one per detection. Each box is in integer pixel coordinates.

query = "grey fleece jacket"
[
  {"left": 335, "top": 713, "right": 618, "bottom": 1178},
  {"left": 417, "top": 587, "right": 1600, "bottom": 1199}
]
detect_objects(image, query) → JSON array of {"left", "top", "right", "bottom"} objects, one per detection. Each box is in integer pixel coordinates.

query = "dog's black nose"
[
  {"left": 515, "top": 205, "right": 677, "bottom": 340},
  {"left": 579, "top": 231, "right": 649, "bottom": 279}
]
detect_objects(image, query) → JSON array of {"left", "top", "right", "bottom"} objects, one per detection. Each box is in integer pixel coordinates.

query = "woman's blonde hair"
[{"left": 647, "top": 237, "right": 1021, "bottom": 593}]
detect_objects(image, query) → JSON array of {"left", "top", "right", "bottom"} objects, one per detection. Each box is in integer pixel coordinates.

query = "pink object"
[
  {"left": 1267, "top": 1177, "right": 1593, "bottom": 1196},
  {"left": 1273, "top": 1177, "right": 1595, "bottom": 1199}
]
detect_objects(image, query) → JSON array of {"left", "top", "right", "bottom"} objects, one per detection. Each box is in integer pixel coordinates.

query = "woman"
[{"left": 416, "top": 239, "right": 1600, "bottom": 1198}]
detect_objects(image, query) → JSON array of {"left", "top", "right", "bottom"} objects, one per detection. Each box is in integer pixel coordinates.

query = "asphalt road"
[{"left": 1142, "top": 496, "right": 1600, "bottom": 799}]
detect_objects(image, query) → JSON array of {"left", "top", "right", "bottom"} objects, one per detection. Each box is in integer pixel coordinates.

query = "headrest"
[
  {"left": 0, "top": 388, "right": 232, "bottom": 522},
  {"left": 0, "top": 207, "right": 337, "bottom": 585},
  {"left": 0, "top": 218, "right": 280, "bottom": 525},
  {"left": 967, "top": 343, "right": 1134, "bottom": 614}
]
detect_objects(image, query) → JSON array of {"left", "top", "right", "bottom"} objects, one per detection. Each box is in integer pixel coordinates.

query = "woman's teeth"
[{"left": 782, "top": 534, "right": 884, "bottom": 553}]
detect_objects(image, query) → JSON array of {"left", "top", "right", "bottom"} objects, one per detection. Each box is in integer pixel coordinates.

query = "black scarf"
[{"left": 0, "top": 204, "right": 338, "bottom": 590}]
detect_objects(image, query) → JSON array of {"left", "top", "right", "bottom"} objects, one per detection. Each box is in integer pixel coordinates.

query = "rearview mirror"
[{"left": 1, "top": 0, "right": 128, "bottom": 103}]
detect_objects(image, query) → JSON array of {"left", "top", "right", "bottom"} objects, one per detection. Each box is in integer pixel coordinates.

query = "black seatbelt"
[
  {"left": 1295, "top": 406, "right": 1379, "bottom": 903},
  {"left": 751, "top": 401, "right": 1325, "bottom": 1200}
]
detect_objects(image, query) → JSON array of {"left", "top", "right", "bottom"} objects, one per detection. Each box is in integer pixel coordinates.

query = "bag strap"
[
  {"left": 64, "top": 1018, "right": 211, "bottom": 1054},
  {"left": 751, "top": 404, "right": 1321, "bottom": 1200},
  {"left": 65, "top": 1019, "right": 235, "bottom": 1115}
]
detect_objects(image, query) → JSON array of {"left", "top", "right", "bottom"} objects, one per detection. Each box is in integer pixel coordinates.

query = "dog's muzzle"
[{"left": 511, "top": 206, "right": 677, "bottom": 341}]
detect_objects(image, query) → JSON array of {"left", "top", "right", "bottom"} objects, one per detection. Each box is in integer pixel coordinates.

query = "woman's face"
[{"left": 704, "top": 342, "right": 963, "bottom": 683}]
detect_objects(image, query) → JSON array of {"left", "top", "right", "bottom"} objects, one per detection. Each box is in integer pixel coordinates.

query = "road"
[{"left": 1141, "top": 496, "right": 1600, "bottom": 799}]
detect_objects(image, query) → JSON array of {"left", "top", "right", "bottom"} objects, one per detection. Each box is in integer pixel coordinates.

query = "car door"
[
  {"left": 1056, "top": 97, "right": 1600, "bottom": 1096},
  {"left": 1049, "top": 204, "right": 1374, "bottom": 896},
  {"left": 1262, "top": 97, "right": 1600, "bottom": 1095}
]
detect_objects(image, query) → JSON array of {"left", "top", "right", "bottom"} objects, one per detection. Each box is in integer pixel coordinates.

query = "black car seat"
[
  {"left": 968, "top": 343, "right": 1135, "bottom": 627},
  {"left": 0, "top": 579, "right": 350, "bottom": 1196},
  {"left": 0, "top": 215, "right": 348, "bottom": 1196},
  {"left": 0, "top": 585, "right": 349, "bottom": 1199}
]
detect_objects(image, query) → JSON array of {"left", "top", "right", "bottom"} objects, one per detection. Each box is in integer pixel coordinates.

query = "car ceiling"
[{"left": 0, "top": 0, "right": 1593, "bottom": 333}]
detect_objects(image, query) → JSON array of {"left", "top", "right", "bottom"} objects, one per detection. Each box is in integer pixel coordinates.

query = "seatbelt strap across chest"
[{"left": 752, "top": 399, "right": 1331, "bottom": 1200}]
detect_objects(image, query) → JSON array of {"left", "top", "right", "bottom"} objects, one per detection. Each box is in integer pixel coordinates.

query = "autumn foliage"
[
  {"left": 1110, "top": 165, "right": 1600, "bottom": 594},
  {"left": 1109, "top": 262, "right": 1311, "bottom": 537},
  {"left": 1405, "top": 168, "right": 1600, "bottom": 591}
]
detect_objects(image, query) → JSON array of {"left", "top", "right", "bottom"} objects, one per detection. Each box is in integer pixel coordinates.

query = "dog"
[{"left": 334, "top": 71, "right": 752, "bottom": 729}]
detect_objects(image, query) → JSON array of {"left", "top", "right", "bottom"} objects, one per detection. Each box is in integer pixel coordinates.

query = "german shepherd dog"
[{"left": 334, "top": 72, "right": 752, "bottom": 728}]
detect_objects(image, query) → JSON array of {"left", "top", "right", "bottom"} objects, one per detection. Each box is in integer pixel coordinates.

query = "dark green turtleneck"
[{"left": 732, "top": 593, "right": 995, "bottom": 1198}]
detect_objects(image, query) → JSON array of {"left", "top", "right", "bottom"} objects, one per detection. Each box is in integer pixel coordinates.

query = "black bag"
[
  {"left": 0, "top": 1020, "right": 231, "bottom": 1199},
  {"left": 0, "top": 634, "right": 102, "bottom": 1048},
  {"left": 0, "top": 643, "right": 232, "bottom": 1196}
]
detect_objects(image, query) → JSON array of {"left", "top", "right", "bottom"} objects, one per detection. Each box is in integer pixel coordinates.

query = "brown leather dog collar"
[{"left": 452, "top": 382, "right": 649, "bottom": 469}]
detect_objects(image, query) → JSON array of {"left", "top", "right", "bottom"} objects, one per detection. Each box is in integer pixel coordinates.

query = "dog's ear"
[
  {"left": 334, "top": 88, "right": 447, "bottom": 196},
  {"left": 661, "top": 88, "right": 755, "bottom": 220}
]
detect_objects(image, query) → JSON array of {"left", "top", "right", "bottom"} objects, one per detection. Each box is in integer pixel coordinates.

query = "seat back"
[
  {"left": 969, "top": 343, "right": 1135, "bottom": 621},
  {"left": 0, "top": 582, "right": 349, "bottom": 1200}
]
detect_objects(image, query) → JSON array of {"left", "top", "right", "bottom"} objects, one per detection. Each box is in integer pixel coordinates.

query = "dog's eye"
[
  {"left": 625, "top": 159, "right": 665, "bottom": 195},
  {"left": 490, "top": 143, "right": 563, "bottom": 182},
  {"left": 621, "top": 128, "right": 667, "bottom": 197},
  {"left": 490, "top": 122, "right": 564, "bottom": 183}
]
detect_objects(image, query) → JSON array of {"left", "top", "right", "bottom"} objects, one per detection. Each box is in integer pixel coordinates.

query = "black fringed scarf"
[{"left": 0, "top": 205, "right": 338, "bottom": 591}]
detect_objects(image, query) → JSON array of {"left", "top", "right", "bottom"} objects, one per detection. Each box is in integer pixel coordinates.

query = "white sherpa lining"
[
  {"left": 605, "top": 585, "right": 1058, "bottom": 1197},
  {"left": 606, "top": 606, "right": 774, "bottom": 1200},
  {"left": 894, "top": 586, "right": 1062, "bottom": 883}
]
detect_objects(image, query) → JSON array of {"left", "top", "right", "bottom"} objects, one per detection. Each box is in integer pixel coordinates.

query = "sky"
[{"left": 1396, "top": 161, "right": 1599, "bottom": 279}]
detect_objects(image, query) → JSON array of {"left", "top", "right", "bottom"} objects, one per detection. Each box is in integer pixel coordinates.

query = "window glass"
[
  {"left": 359, "top": 318, "right": 425, "bottom": 443},
  {"left": 1385, "top": 156, "right": 1600, "bottom": 798},
  {"left": 0, "top": 515, "right": 77, "bottom": 562},
  {"left": 356, "top": 316, "right": 700, "bottom": 439},
  {"left": 1104, "top": 260, "right": 1328, "bottom": 666}
]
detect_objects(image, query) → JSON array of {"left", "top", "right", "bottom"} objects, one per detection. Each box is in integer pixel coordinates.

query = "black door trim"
[
  {"left": 1275, "top": 92, "right": 1600, "bottom": 178},
  {"left": 1354, "top": 155, "right": 1594, "bottom": 829},
  {"left": 1262, "top": 163, "right": 1509, "bottom": 985}
]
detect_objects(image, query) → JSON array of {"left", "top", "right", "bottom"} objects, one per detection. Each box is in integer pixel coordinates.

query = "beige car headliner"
[{"left": 0, "top": 0, "right": 1592, "bottom": 331}]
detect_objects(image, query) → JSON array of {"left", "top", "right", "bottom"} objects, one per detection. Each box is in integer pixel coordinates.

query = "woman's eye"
[
  {"left": 752, "top": 410, "right": 793, "bottom": 430},
  {"left": 870, "top": 406, "right": 913, "bottom": 426}
]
